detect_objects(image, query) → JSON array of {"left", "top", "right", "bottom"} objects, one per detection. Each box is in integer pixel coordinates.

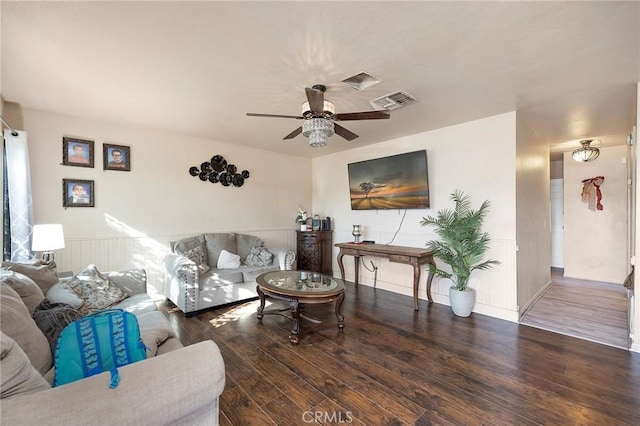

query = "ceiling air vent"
[
  {"left": 370, "top": 91, "right": 417, "bottom": 111},
  {"left": 341, "top": 72, "right": 381, "bottom": 90}
]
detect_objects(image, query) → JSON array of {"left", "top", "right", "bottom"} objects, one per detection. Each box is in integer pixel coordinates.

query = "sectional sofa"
[{"left": 0, "top": 263, "right": 225, "bottom": 424}]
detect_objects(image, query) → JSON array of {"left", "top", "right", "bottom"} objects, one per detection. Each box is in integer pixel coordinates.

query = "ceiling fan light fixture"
[
  {"left": 572, "top": 139, "right": 600, "bottom": 162},
  {"left": 301, "top": 100, "right": 335, "bottom": 116},
  {"left": 303, "top": 118, "right": 334, "bottom": 148}
]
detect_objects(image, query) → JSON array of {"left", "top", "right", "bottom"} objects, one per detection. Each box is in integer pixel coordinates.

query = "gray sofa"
[
  {"left": 163, "top": 232, "right": 296, "bottom": 315},
  {"left": 0, "top": 264, "right": 226, "bottom": 425}
]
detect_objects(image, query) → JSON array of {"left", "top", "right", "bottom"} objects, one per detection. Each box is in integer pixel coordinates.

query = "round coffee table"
[{"left": 256, "top": 270, "right": 345, "bottom": 345}]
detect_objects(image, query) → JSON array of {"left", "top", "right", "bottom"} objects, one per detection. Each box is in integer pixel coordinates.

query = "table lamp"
[{"left": 31, "top": 224, "right": 65, "bottom": 262}]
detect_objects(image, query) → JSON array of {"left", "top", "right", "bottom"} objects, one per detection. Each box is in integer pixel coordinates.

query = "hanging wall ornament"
[
  {"left": 580, "top": 176, "right": 605, "bottom": 211},
  {"left": 188, "top": 154, "right": 250, "bottom": 188}
]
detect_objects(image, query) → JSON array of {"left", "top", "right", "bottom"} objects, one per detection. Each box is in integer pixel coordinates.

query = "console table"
[{"left": 335, "top": 242, "right": 436, "bottom": 311}]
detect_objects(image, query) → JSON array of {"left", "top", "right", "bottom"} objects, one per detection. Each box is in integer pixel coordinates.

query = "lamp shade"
[
  {"left": 572, "top": 139, "right": 600, "bottom": 162},
  {"left": 302, "top": 118, "right": 334, "bottom": 148},
  {"left": 31, "top": 224, "right": 65, "bottom": 251}
]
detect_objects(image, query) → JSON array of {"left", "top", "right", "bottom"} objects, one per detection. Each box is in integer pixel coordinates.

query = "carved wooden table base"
[{"left": 256, "top": 271, "right": 345, "bottom": 345}]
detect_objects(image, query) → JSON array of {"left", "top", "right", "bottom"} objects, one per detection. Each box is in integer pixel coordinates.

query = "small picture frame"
[
  {"left": 103, "top": 143, "right": 130, "bottom": 171},
  {"left": 63, "top": 179, "right": 94, "bottom": 207},
  {"left": 62, "top": 137, "right": 94, "bottom": 168}
]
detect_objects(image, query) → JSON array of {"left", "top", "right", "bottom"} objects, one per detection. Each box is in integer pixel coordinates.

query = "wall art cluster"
[
  {"left": 188, "top": 155, "right": 250, "bottom": 187},
  {"left": 61, "top": 136, "right": 131, "bottom": 208}
]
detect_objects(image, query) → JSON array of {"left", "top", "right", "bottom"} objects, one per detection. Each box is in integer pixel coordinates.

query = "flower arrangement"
[{"left": 295, "top": 206, "right": 308, "bottom": 224}]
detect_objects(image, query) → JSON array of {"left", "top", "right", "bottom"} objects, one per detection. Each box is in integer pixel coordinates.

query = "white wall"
[
  {"left": 563, "top": 145, "right": 629, "bottom": 283},
  {"left": 313, "top": 112, "right": 519, "bottom": 321},
  {"left": 515, "top": 113, "right": 551, "bottom": 315},
  {"left": 21, "top": 108, "right": 312, "bottom": 293}
]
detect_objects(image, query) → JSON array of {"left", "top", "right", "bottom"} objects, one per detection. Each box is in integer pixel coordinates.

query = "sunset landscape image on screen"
[{"left": 348, "top": 150, "right": 429, "bottom": 210}]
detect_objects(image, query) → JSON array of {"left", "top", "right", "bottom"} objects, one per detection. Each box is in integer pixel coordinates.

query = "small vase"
[{"left": 300, "top": 224, "right": 308, "bottom": 231}]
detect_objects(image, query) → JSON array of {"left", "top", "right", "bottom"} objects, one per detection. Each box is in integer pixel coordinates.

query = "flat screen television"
[{"left": 347, "top": 150, "right": 429, "bottom": 210}]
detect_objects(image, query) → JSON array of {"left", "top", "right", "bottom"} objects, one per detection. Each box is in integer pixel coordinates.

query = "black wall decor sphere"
[
  {"left": 232, "top": 174, "right": 244, "bottom": 187},
  {"left": 189, "top": 155, "right": 250, "bottom": 188}
]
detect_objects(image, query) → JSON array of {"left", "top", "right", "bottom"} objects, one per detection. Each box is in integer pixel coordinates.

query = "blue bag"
[{"left": 53, "top": 309, "right": 147, "bottom": 388}]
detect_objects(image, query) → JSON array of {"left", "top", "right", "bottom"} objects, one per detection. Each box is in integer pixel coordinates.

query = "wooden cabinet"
[{"left": 296, "top": 230, "right": 333, "bottom": 275}]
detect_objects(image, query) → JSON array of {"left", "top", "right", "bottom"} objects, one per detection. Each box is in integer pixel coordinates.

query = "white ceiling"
[{"left": 2, "top": 1, "right": 639, "bottom": 158}]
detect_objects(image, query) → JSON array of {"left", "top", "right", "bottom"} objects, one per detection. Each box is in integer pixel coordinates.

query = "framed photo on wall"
[
  {"left": 62, "top": 137, "right": 94, "bottom": 168},
  {"left": 63, "top": 179, "right": 94, "bottom": 207},
  {"left": 103, "top": 143, "right": 130, "bottom": 171}
]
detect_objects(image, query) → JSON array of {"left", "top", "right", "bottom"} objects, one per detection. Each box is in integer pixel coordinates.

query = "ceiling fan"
[{"left": 246, "top": 84, "right": 390, "bottom": 147}]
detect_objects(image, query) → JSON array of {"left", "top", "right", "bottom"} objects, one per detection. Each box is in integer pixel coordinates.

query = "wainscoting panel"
[{"left": 54, "top": 228, "right": 516, "bottom": 321}]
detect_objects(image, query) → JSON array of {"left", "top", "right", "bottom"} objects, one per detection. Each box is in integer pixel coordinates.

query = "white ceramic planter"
[
  {"left": 300, "top": 224, "right": 308, "bottom": 231},
  {"left": 449, "top": 286, "right": 475, "bottom": 317}
]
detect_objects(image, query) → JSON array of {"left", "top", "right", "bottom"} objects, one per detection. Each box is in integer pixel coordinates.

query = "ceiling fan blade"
[
  {"left": 247, "top": 113, "right": 304, "bottom": 119},
  {"left": 334, "top": 110, "right": 391, "bottom": 121},
  {"left": 305, "top": 87, "right": 325, "bottom": 114},
  {"left": 334, "top": 123, "right": 359, "bottom": 141},
  {"left": 283, "top": 127, "right": 303, "bottom": 140}
]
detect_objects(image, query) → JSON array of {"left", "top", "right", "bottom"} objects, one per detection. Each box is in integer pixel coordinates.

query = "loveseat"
[
  {"left": 163, "top": 232, "right": 296, "bottom": 315},
  {"left": 0, "top": 262, "right": 226, "bottom": 425}
]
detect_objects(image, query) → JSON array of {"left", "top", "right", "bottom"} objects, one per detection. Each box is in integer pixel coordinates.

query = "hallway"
[{"left": 520, "top": 270, "right": 629, "bottom": 349}]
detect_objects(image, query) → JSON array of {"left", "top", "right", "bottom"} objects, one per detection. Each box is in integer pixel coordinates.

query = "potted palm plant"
[{"left": 420, "top": 190, "right": 499, "bottom": 317}]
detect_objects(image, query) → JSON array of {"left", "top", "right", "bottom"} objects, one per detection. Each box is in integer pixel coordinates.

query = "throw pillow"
[
  {"left": 46, "top": 282, "right": 84, "bottom": 309},
  {"left": 172, "top": 234, "right": 206, "bottom": 254},
  {"left": 0, "top": 332, "right": 51, "bottom": 399},
  {"left": 244, "top": 247, "right": 274, "bottom": 267},
  {"left": 217, "top": 249, "right": 241, "bottom": 269},
  {"left": 0, "top": 260, "right": 58, "bottom": 294},
  {"left": 178, "top": 244, "right": 211, "bottom": 274},
  {"left": 32, "top": 299, "right": 83, "bottom": 353},
  {"left": 236, "top": 234, "right": 264, "bottom": 261},
  {"left": 136, "top": 311, "right": 177, "bottom": 357},
  {"left": 65, "top": 265, "right": 127, "bottom": 314},
  {"left": 0, "top": 271, "right": 45, "bottom": 315}
]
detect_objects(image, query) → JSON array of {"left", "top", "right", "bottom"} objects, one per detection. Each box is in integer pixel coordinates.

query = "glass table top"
[{"left": 257, "top": 270, "right": 345, "bottom": 297}]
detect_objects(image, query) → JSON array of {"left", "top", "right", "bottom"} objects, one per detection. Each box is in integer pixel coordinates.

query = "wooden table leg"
[
  {"left": 337, "top": 251, "right": 346, "bottom": 282},
  {"left": 412, "top": 263, "right": 421, "bottom": 311},
  {"left": 335, "top": 292, "right": 345, "bottom": 331},
  {"left": 353, "top": 256, "right": 360, "bottom": 285},
  {"left": 289, "top": 299, "right": 300, "bottom": 345},
  {"left": 256, "top": 285, "right": 265, "bottom": 322},
  {"left": 426, "top": 258, "right": 435, "bottom": 304}
]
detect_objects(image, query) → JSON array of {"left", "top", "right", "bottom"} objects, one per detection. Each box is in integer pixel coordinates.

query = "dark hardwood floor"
[{"left": 157, "top": 282, "right": 640, "bottom": 425}]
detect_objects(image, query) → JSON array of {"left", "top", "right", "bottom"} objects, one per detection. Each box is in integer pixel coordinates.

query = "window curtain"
[{"left": 3, "top": 130, "right": 34, "bottom": 261}]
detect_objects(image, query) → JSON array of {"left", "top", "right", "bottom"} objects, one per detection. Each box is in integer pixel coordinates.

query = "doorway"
[{"left": 522, "top": 156, "right": 631, "bottom": 348}]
